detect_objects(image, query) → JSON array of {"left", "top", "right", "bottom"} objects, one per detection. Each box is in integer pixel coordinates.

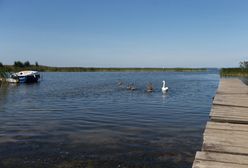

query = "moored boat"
[
  {"left": 7, "top": 71, "right": 40, "bottom": 83},
  {"left": 6, "top": 78, "right": 19, "bottom": 83}
]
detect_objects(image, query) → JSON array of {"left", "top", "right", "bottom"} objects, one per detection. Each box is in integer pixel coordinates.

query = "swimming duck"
[{"left": 146, "top": 82, "right": 154, "bottom": 92}]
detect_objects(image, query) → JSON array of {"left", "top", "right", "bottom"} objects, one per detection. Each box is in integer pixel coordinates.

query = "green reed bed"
[
  {"left": 220, "top": 68, "right": 248, "bottom": 77},
  {"left": 0, "top": 68, "right": 9, "bottom": 85}
]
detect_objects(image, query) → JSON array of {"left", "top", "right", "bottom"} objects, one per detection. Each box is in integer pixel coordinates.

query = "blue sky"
[{"left": 0, "top": 0, "right": 247, "bottom": 67}]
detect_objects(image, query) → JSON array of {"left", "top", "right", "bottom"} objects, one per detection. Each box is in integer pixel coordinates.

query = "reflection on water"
[{"left": 0, "top": 72, "right": 219, "bottom": 168}]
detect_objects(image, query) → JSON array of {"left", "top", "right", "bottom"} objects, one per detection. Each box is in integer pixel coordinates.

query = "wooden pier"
[{"left": 192, "top": 78, "right": 248, "bottom": 168}]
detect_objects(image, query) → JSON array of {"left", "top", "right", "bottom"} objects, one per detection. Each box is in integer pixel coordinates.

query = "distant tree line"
[
  {"left": 0, "top": 61, "right": 39, "bottom": 67},
  {"left": 14, "top": 61, "right": 30, "bottom": 67},
  {"left": 13, "top": 61, "right": 39, "bottom": 67}
]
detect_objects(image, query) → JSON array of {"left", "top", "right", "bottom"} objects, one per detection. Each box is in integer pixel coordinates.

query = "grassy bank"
[
  {"left": 0, "top": 65, "right": 207, "bottom": 72},
  {"left": 220, "top": 68, "right": 248, "bottom": 77}
]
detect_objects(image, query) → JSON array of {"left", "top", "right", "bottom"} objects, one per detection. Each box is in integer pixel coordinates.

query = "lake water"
[{"left": 0, "top": 71, "right": 219, "bottom": 168}]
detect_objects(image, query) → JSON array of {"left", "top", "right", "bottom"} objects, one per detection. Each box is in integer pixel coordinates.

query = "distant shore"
[
  {"left": 0, "top": 65, "right": 207, "bottom": 72},
  {"left": 220, "top": 68, "right": 248, "bottom": 77}
]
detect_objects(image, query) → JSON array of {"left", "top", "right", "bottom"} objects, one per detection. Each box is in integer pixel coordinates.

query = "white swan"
[{"left": 162, "top": 80, "right": 168, "bottom": 92}]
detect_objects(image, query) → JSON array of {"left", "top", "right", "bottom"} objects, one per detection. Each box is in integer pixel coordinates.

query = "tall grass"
[
  {"left": 0, "top": 69, "right": 8, "bottom": 78},
  {"left": 0, "top": 67, "right": 9, "bottom": 85},
  {"left": 220, "top": 68, "right": 248, "bottom": 77}
]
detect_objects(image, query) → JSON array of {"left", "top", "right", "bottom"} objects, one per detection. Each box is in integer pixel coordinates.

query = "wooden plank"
[
  {"left": 210, "top": 105, "right": 248, "bottom": 123},
  {"left": 192, "top": 79, "right": 248, "bottom": 168},
  {"left": 202, "top": 142, "right": 248, "bottom": 155},
  {"left": 204, "top": 129, "right": 248, "bottom": 144},
  {"left": 195, "top": 151, "right": 248, "bottom": 165},
  {"left": 193, "top": 159, "right": 248, "bottom": 168},
  {"left": 210, "top": 116, "right": 248, "bottom": 124},
  {"left": 203, "top": 127, "right": 248, "bottom": 154},
  {"left": 213, "top": 94, "right": 248, "bottom": 108},
  {"left": 203, "top": 138, "right": 248, "bottom": 148},
  {"left": 216, "top": 79, "right": 248, "bottom": 94},
  {"left": 206, "top": 122, "right": 248, "bottom": 132},
  {"left": 202, "top": 122, "right": 248, "bottom": 155}
]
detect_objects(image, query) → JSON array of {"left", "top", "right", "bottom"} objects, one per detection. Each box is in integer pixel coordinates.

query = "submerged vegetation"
[
  {"left": 0, "top": 61, "right": 207, "bottom": 72},
  {"left": 220, "top": 61, "right": 248, "bottom": 77}
]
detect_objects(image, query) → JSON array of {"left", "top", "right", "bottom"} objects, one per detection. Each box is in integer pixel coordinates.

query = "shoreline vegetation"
[
  {"left": 5, "top": 66, "right": 207, "bottom": 72},
  {"left": 0, "top": 62, "right": 208, "bottom": 84},
  {"left": 220, "top": 61, "right": 248, "bottom": 77},
  {"left": 1, "top": 61, "right": 248, "bottom": 76},
  {"left": 220, "top": 68, "right": 248, "bottom": 77},
  {"left": 0, "top": 62, "right": 207, "bottom": 72}
]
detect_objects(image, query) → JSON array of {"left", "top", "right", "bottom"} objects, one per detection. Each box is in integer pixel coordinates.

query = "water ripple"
[{"left": 0, "top": 71, "right": 219, "bottom": 168}]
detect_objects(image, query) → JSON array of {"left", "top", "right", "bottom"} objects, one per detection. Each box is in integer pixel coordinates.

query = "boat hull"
[
  {"left": 18, "top": 74, "right": 40, "bottom": 83},
  {"left": 6, "top": 78, "right": 19, "bottom": 83},
  {"left": 7, "top": 71, "right": 41, "bottom": 84}
]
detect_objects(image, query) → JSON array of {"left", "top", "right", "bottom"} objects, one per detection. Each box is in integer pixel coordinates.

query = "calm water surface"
[{"left": 0, "top": 72, "right": 219, "bottom": 168}]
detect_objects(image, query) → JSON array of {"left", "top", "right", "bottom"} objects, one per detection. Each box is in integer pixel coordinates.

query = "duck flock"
[{"left": 117, "top": 80, "right": 168, "bottom": 93}]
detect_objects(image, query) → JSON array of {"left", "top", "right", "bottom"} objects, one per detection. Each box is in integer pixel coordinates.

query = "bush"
[
  {"left": 240, "top": 61, "right": 248, "bottom": 69},
  {"left": 0, "top": 68, "right": 8, "bottom": 78},
  {"left": 0, "top": 62, "right": 3, "bottom": 67},
  {"left": 24, "top": 61, "right": 30, "bottom": 67},
  {"left": 14, "top": 61, "right": 24, "bottom": 67}
]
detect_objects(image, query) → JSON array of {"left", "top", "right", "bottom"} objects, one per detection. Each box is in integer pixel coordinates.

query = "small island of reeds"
[
  {"left": 220, "top": 61, "right": 248, "bottom": 77},
  {"left": 220, "top": 68, "right": 248, "bottom": 77}
]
